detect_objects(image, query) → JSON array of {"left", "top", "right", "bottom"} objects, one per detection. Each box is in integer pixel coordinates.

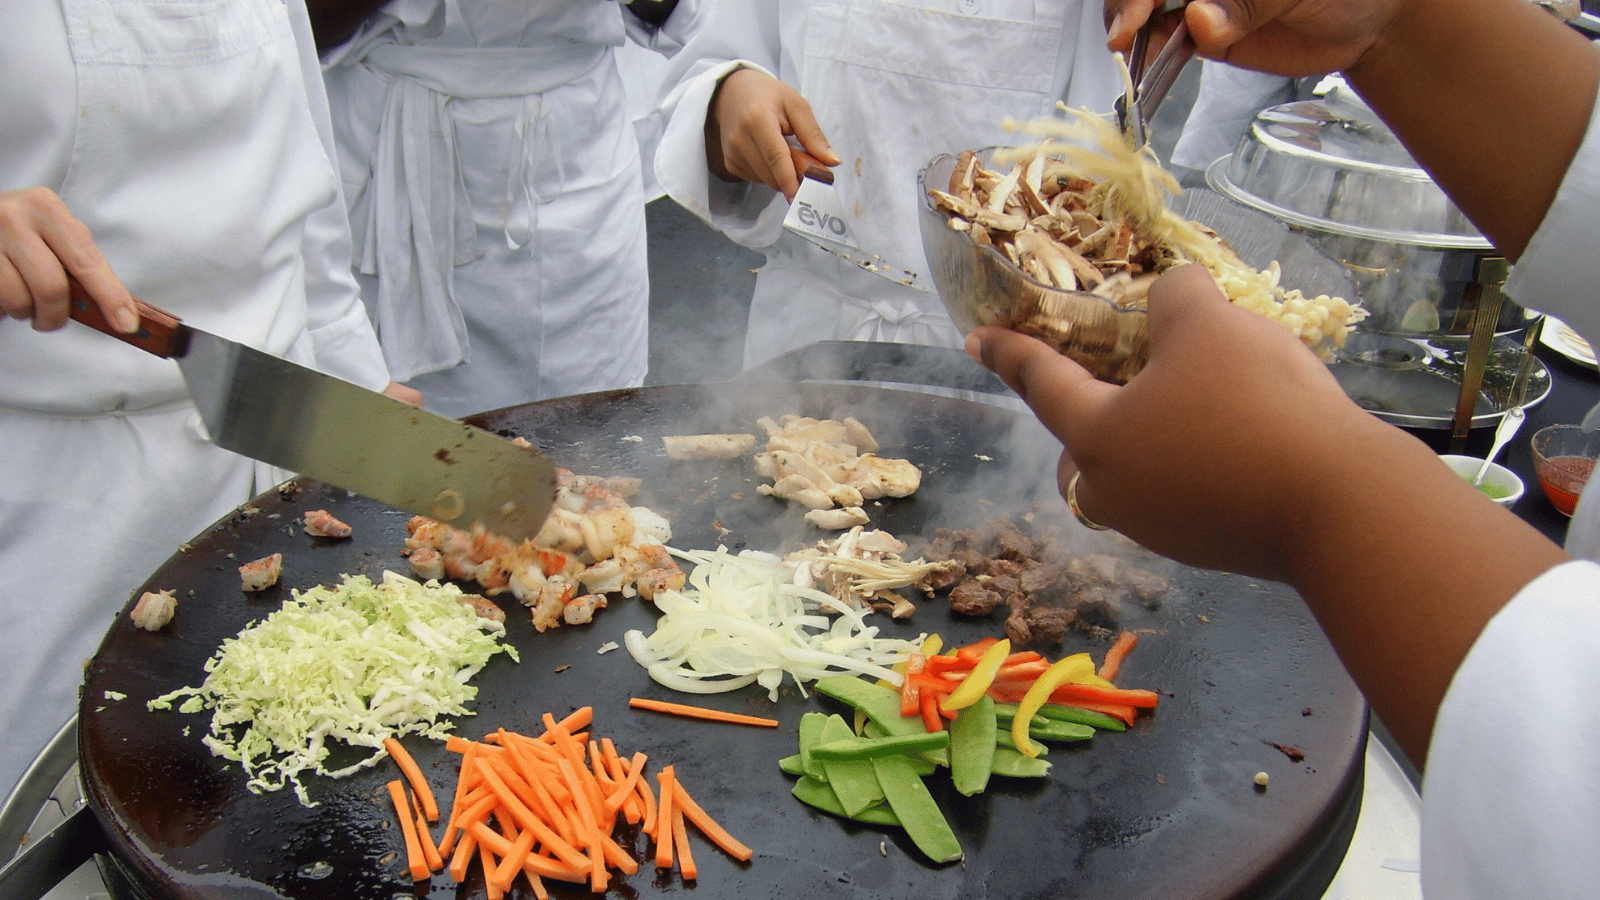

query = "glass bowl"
[
  {"left": 917, "top": 147, "right": 1356, "bottom": 384},
  {"left": 1531, "top": 424, "right": 1600, "bottom": 516}
]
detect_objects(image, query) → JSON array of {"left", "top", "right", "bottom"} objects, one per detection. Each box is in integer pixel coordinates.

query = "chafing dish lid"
[{"left": 1207, "top": 79, "right": 1492, "bottom": 250}]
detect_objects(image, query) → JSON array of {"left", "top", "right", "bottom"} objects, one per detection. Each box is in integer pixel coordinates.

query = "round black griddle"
[{"left": 79, "top": 371, "right": 1367, "bottom": 900}]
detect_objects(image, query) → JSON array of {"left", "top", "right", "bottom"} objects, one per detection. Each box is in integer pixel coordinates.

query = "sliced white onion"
[{"left": 623, "top": 547, "right": 924, "bottom": 701}]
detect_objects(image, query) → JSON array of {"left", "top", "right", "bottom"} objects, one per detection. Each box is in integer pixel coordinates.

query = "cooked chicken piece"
[
  {"left": 131, "top": 589, "right": 177, "bottom": 631},
  {"left": 239, "top": 553, "right": 284, "bottom": 592},
  {"left": 661, "top": 433, "right": 756, "bottom": 460},
  {"left": 855, "top": 529, "right": 909, "bottom": 555},
  {"left": 804, "top": 506, "right": 871, "bottom": 530},
  {"left": 758, "top": 474, "right": 834, "bottom": 510},
  {"left": 302, "top": 509, "right": 352, "bottom": 539},
  {"left": 841, "top": 417, "right": 879, "bottom": 453},
  {"left": 760, "top": 449, "right": 864, "bottom": 507},
  {"left": 840, "top": 455, "right": 922, "bottom": 499}
]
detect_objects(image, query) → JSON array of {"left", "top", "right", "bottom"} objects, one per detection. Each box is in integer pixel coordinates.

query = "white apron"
[
  {"left": 730, "top": 0, "right": 1121, "bottom": 367},
  {"left": 0, "top": 0, "right": 358, "bottom": 797},
  {"left": 323, "top": 1, "right": 652, "bottom": 418}
]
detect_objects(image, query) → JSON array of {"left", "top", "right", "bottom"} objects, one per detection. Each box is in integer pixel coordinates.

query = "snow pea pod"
[
  {"left": 810, "top": 730, "right": 951, "bottom": 761},
  {"left": 994, "top": 700, "right": 1126, "bottom": 732},
  {"left": 791, "top": 776, "right": 901, "bottom": 827},
  {"left": 991, "top": 745, "right": 1052, "bottom": 778},
  {"left": 872, "top": 754, "right": 964, "bottom": 863},
  {"left": 949, "top": 695, "right": 996, "bottom": 796},
  {"left": 816, "top": 715, "right": 886, "bottom": 816}
]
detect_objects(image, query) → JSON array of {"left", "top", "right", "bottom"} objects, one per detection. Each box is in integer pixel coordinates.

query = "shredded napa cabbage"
[
  {"left": 148, "top": 571, "right": 516, "bottom": 807},
  {"left": 623, "top": 547, "right": 925, "bottom": 701}
]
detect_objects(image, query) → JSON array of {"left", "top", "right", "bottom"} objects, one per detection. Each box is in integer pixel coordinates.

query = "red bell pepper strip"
[
  {"left": 919, "top": 689, "right": 944, "bottom": 733},
  {"left": 899, "top": 654, "right": 926, "bottom": 717},
  {"left": 1046, "top": 683, "right": 1160, "bottom": 709},
  {"left": 953, "top": 637, "right": 999, "bottom": 661}
]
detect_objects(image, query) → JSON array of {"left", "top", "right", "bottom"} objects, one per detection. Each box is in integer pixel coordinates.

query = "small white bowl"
[{"left": 1440, "top": 454, "right": 1526, "bottom": 507}]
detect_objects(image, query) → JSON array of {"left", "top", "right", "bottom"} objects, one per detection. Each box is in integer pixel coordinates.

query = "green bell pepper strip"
[
  {"left": 810, "top": 730, "right": 951, "bottom": 761},
  {"left": 871, "top": 755, "right": 964, "bottom": 863},
  {"left": 938, "top": 638, "right": 1011, "bottom": 712},
  {"left": 792, "top": 776, "right": 901, "bottom": 827},
  {"left": 990, "top": 745, "right": 1052, "bottom": 778},
  {"left": 949, "top": 695, "right": 997, "bottom": 796}
]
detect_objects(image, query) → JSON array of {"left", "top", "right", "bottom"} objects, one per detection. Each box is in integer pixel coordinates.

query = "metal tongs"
[{"left": 1115, "top": 0, "right": 1198, "bottom": 147}]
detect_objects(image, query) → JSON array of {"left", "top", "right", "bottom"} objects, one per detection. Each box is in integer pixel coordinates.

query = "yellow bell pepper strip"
[
  {"left": 949, "top": 696, "right": 997, "bottom": 796},
  {"left": 939, "top": 638, "right": 1011, "bottom": 712},
  {"left": 871, "top": 755, "right": 964, "bottom": 864},
  {"left": 1013, "top": 653, "right": 1097, "bottom": 758}
]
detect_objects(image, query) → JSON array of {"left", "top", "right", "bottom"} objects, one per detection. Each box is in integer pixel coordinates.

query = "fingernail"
[
  {"left": 112, "top": 308, "right": 139, "bottom": 334},
  {"left": 964, "top": 331, "right": 984, "bottom": 363}
]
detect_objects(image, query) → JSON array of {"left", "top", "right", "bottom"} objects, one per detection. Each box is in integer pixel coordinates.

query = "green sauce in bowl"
[{"left": 1462, "top": 473, "right": 1513, "bottom": 499}]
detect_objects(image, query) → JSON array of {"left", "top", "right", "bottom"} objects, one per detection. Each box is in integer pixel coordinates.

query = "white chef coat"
[
  {"left": 1169, "top": 61, "right": 1299, "bottom": 177},
  {"left": 321, "top": 0, "right": 702, "bottom": 419},
  {"left": 0, "top": 0, "right": 393, "bottom": 799},
  {"left": 653, "top": 0, "right": 1124, "bottom": 369},
  {"left": 1420, "top": 74, "right": 1600, "bottom": 900}
]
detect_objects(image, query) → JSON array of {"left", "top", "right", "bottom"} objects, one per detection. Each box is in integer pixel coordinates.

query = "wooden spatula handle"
[{"left": 67, "top": 278, "right": 188, "bottom": 358}]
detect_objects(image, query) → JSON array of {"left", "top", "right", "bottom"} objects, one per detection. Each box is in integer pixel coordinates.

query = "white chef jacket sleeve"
[
  {"left": 623, "top": 0, "right": 705, "bottom": 55},
  {"left": 653, "top": 0, "right": 789, "bottom": 249},
  {"left": 1420, "top": 558, "right": 1600, "bottom": 900},
  {"left": 1169, "top": 62, "right": 1297, "bottom": 174},
  {"left": 288, "top": 0, "right": 393, "bottom": 391},
  {"left": 1503, "top": 66, "right": 1600, "bottom": 349}
]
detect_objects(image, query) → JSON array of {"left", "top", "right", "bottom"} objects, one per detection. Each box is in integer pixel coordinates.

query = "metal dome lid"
[{"left": 1207, "top": 78, "right": 1493, "bottom": 250}]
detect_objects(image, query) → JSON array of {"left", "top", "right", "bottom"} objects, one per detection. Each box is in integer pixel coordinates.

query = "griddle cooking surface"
[{"left": 80, "top": 382, "right": 1366, "bottom": 900}]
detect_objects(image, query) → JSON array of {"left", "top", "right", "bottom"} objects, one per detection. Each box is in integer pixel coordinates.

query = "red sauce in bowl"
[{"left": 1536, "top": 456, "right": 1595, "bottom": 516}]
